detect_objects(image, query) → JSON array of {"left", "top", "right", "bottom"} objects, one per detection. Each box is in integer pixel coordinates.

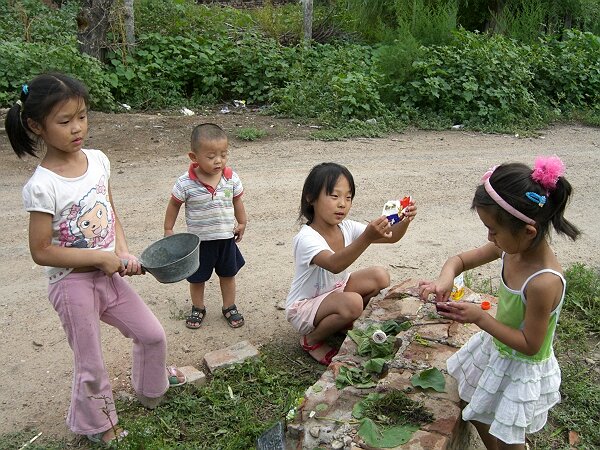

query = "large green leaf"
[
  {"left": 358, "top": 418, "right": 419, "bottom": 448},
  {"left": 411, "top": 367, "right": 446, "bottom": 392}
]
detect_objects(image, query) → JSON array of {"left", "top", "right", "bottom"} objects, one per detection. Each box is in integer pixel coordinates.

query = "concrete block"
[
  {"left": 203, "top": 340, "right": 259, "bottom": 373},
  {"left": 178, "top": 365, "right": 207, "bottom": 386}
]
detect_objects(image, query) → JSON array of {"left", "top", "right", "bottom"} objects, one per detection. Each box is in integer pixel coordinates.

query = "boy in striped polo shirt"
[{"left": 164, "top": 123, "right": 247, "bottom": 329}]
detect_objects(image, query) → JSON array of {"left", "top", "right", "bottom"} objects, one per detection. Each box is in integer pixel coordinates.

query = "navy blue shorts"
[{"left": 187, "top": 238, "right": 245, "bottom": 283}]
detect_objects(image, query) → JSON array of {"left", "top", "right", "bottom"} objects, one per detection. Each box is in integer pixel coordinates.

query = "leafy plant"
[
  {"left": 411, "top": 367, "right": 446, "bottom": 392},
  {"left": 235, "top": 127, "right": 267, "bottom": 141},
  {"left": 352, "top": 391, "right": 433, "bottom": 448}
]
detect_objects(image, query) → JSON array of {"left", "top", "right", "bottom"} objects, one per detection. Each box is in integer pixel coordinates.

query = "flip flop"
[{"left": 167, "top": 366, "right": 186, "bottom": 387}]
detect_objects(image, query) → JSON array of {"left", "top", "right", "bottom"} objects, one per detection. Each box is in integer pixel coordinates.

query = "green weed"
[{"left": 235, "top": 127, "right": 267, "bottom": 141}]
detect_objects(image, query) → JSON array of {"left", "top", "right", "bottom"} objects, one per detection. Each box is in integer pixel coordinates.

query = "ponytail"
[{"left": 547, "top": 176, "right": 580, "bottom": 241}]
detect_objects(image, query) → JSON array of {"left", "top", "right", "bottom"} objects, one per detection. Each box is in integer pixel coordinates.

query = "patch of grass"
[
  {"left": 310, "top": 118, "right": 406, "bottom": 141},
  {"left": 112, "top": 341, "right": 321, "bottom": 449},
  {"left": 361, "top": 390, "right": 433, "bottom": 426},
  {"left": 0, "top": 341, "right": 323, "bottom": 449},
  {"left": 235, "top": 127, "right": 267, "bottom": 141}
]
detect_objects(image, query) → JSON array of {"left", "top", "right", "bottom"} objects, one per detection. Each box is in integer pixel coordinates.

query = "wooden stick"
[{"left": 18, "top": 432, "right": 42, "bottom": 450}]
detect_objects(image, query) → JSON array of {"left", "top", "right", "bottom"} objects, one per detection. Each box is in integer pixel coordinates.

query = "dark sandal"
[
  {"left": 222, "top": 304, "right": 245, "bottom": 328},
  {"left": 186, "top": 306, "right": 206, "bottom": 329}
]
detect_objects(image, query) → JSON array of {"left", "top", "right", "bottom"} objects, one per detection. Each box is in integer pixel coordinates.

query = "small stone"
[
  {"left": 309, "top": 426, "right": 320, "bottom": 438},
  {"left": 331, "top": 440, "right": 344, "bottom": 449}
]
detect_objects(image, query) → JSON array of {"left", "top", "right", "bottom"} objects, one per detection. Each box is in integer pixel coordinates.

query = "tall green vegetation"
[{"left": 0, "top": 0, "right": 599, "bottom": 131}]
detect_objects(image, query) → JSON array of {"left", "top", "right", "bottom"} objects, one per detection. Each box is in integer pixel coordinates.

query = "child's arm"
[
  {"left": 109, "top": 185, "right": 142, "bottom": 276},
  {"left": 28, "top": 211, "right": 122, "bottom": 276},
  {"left": 419, "top": 242, "right": 501, "bottom": 301},
  {"left": 233, "top": 194, "right": 247, "bottom": 242},
  {"left": 373, "top": 200, "right": 417, "bottom": 244},
  {"left": 164, "top": 197, "right": 182, "bottom": 237},
  {"left": 436, "top": 273, "right": 562, "bottom": 356},
  {"left": 312, "top": 216, "right": 393, "bottom": 274}
]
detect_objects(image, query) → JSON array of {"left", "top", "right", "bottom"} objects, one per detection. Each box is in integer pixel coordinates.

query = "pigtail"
[
  {"left": 5, "top": 96, "right": 38, "bottom": 158},
  {"left": 547, "top": 176, "right": 580, "bottom": 241}
]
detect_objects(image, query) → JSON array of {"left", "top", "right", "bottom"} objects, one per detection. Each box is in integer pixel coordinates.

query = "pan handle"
[{"left": 121, "top": 258, "right": 146, "bottom": 274}]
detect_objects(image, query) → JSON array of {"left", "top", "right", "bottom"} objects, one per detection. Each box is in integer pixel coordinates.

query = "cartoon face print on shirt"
[{"left": 58, "top": 176, "right": 115, "bottom": 248}]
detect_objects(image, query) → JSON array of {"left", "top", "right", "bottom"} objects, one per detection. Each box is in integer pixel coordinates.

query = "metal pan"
[{"left": 124, "top": 233, "right": 200, "bottom": 283}]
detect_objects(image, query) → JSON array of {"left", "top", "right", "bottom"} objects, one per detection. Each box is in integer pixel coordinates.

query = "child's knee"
[{"left": 373, "top": 266, "right": 390, "bottom": 288}]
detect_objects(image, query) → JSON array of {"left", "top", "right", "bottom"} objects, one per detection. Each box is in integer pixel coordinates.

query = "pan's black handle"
[{"left": 121, "top": 258, "right": 146, "bottom": 274}]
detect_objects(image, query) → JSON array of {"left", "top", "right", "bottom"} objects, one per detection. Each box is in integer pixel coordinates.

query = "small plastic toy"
[
  {"left": 450, "top": 273, "right": 465, "bottom": 301},
  {"left": 382, "top": 196, "right": 412, "bottom": 225},
  {"left": 481, "top": 300, "right": 491, "bottom": 310}
]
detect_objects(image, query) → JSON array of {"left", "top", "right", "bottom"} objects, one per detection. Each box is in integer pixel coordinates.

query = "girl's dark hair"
[
  {"left": 472, "top": 162, "right": 580, "bottom": 247},
  {"left": 5, "top": 73, "right": 89, "bottom": 158},
  {"left": 299, "top": 162, "right": 355, "bottom": 225}
]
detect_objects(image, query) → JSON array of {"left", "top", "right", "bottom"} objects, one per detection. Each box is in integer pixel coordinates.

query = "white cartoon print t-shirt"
[{"left": 22, "top": 149, "right": 116, "bottom": 283}]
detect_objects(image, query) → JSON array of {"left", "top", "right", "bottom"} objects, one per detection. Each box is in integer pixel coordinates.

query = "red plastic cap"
[{"left": 481, "top": 301, "right": 491, "bottom": 310}]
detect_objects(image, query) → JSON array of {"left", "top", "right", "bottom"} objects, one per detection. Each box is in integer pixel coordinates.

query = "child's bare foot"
[{"left": 300, "top": 336, "right": 338, "bottom": 366}]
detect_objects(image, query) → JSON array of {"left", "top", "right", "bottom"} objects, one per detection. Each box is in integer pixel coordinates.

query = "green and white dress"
[{"left": 447, "top": 258, "right": 565, "bottom": 444}]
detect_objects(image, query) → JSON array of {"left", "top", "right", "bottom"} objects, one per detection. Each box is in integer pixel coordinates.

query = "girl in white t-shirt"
[
  {"left": 286, "top": 162, "right": 417, "bottom": 365},
  {"left": 5, "top": 73, "right": 185, "bottom": 446}
]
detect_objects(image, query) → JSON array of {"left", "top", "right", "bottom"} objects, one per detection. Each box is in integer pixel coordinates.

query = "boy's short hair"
[{"left": 191, "top": 123, "right": 227, "bottom": 150}]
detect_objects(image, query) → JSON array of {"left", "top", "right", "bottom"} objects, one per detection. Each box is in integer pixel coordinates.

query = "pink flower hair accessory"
[{"left": 531, "top": 155, "right": 565, "bottom": 191}]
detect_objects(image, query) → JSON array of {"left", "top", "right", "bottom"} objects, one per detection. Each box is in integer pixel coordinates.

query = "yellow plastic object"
[{"left": 450, "top": 273, "right": 465, "bottom": 301}]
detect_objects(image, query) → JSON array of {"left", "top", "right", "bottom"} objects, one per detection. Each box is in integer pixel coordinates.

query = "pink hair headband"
[
  {"left": 480, "top": 156, "right": 566, "bottom": 226},
  {"left": 483, "top": 177, "right": 536, "bottom": 225}
]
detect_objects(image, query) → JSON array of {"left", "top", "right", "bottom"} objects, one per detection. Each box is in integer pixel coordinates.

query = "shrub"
[
  {"left": 385, "top": 30, "right": 545, "bottom": 129},
  {"left": 271, "top": 44, "right": 386, "bottom": 122},
  {"left": 0, "top": 41, "right": 115, "bottom": 110},
  {"left": 532, "top": 30, "right": 600, "bottom": 111}
]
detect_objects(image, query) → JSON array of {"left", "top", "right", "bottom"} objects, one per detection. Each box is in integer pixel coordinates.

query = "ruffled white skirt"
[{"left": 447, "top": 331, "right": 561, "bottom": 444}]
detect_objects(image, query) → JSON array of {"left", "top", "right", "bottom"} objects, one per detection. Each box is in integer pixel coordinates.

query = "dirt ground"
[{"left": 1, "top": 107, "right": 599, "bottom": 444}]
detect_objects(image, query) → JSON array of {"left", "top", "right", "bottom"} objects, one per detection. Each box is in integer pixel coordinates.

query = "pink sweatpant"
[{"left": 48, "top": 271, "right": 169, "bottom": 435}]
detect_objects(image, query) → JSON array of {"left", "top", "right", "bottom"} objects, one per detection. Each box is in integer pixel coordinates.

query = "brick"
[
  {"left": 421, "top": 398, "right": 462, "bottom": 436},
  {"left": 203, "top": 340, "right": 259, "bottom": 373},
  {"left": 178, "top": 365, "right": 207, "bottom": 386},
  {"left": 384, "top": 279, "right": 421, "bottom": 299},
  {"left": 413, "top": 323, "right": 450, "bottom": 343},
  {"left": 399, "top": 430, "right": 449, "bottom": 450},
  {"left": 370, "top": 296, "right": 423, "bottom": 321},
  {"left": 447, "top": 321, "right": 480, "bottom": 347}
]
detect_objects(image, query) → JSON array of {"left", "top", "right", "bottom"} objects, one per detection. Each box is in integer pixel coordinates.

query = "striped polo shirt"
[{"left": 171, "top": 164, "right": 243, "bottom": 240}]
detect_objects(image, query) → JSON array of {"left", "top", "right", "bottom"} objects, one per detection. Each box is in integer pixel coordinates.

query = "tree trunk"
[
  {"left": 76, "top": 0, "right": 114, "bottom": 62},
  {"left": 486, "top": 0, "right": 505, "bottom": 33},
  {"left": 123, "top": 0, "right": 135, "bottom": 50},
  {"left": 302, "top": 0, "right": 313, "bottom": 44}
]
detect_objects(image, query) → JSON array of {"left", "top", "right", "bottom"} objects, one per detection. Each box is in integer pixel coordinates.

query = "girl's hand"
[
  {"left": 365, "top": 216, "right": 393, "bottom": 241},
  {"left": 117, "top": 253, "right": 143, "bottom": 277},
  {"left": 403, "top": 200, "right": 417, "bottom": 222},
  {"left": 418, "top": 279, "right": 451, "bottom": 302},
  {"left": 434, "top": 301, "right": 486, "bottom": 325},
  {"left": 95, "top": 252, "right": 124, "bottom": 277}
]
